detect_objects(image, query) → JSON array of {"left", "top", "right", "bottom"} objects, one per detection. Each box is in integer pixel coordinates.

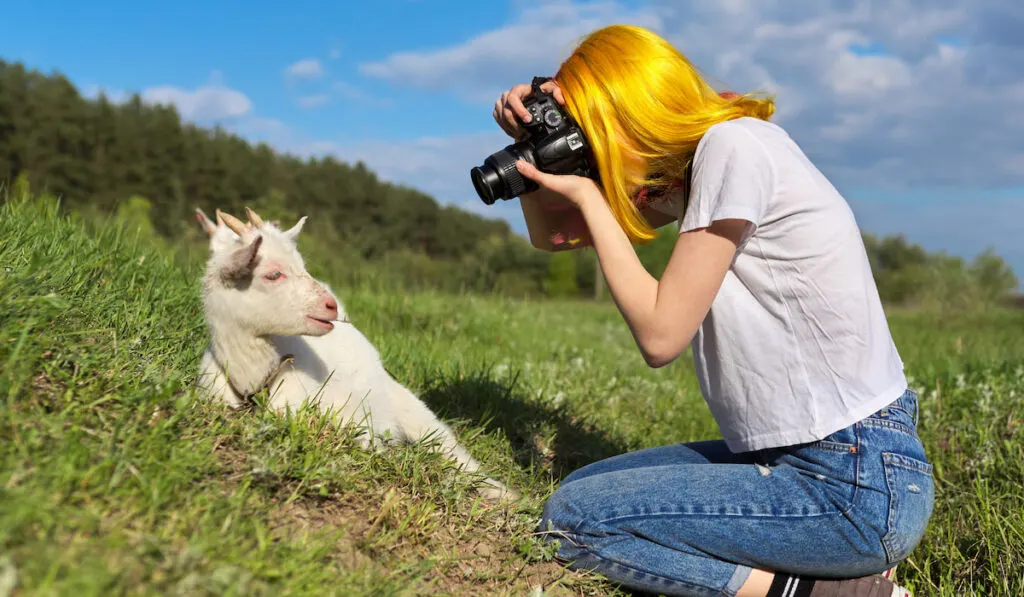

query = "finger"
[
  {"left": 540, "top": 80, "right": 565, "bottom": 105},
  {"left": 495, "top": 96, "right": 520, "bottom": 137},
  {"left": 516, "top": 160, "right": 558, "bottom": 190},
  {"left": 504, "top": 90, "right": 530, "bottom": 134},
  {"left": 502, "top": 106, "right": 521, "bottom": 133},
  {"left": 498, "top": 91, "right": 510, "bottom": 123},
  {"left": 495, "top": 108, "right": 515, "bottom": 137},
  {"left": 507, "top": 84, "right": 533, "bottom": 122}
]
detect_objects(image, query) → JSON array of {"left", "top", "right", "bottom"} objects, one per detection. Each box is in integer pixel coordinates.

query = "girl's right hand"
[{"left": 492, "top": 79, "right": 565, "bottom": 141}]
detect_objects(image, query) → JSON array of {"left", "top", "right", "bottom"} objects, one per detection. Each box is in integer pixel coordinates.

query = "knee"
[
  {"left": 537, "top": 482, "right": 606, "bottom": 556},
  {"left": 538, "top": 482, "right": 581, "bottom": 537}
]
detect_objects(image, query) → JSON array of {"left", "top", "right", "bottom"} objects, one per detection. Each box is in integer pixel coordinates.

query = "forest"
[{"left": 0, "top": 58, "right": 1018, "bottom": 307}]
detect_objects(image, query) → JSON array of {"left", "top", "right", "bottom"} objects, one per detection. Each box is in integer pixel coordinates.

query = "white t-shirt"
[{"left": 650, "top": 116, "right": 907, "bottom": 453}]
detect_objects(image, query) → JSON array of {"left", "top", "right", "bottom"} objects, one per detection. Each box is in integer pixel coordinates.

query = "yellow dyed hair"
[{"left": 554, "top": 24, "right": 775, "bottom": 243}]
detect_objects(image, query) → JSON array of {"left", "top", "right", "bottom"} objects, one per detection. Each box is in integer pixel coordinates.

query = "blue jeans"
[{"left": 537, "top": 389, "right": 935, "bottom": 597}]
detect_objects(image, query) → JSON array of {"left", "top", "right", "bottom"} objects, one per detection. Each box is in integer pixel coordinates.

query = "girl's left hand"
[{"left": 515, "top": 160, "right": 604, "bottom": 209}]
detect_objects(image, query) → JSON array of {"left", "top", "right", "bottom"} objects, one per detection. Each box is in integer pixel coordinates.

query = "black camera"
[{"left": 471, "top": 77, "right": 598, "bottom": 205}]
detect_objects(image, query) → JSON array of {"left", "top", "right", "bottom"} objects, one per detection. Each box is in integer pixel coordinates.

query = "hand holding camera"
[
  {"left": 471, "top": 77, "right": 600, "bottom": 207},
  {"left": 492, "top": 79, "right": 566, "bottom": 141}
]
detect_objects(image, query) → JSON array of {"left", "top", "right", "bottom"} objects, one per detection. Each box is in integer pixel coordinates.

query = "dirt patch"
[{"left": 209, "top": 441, "right": 579, "bottom": 596}]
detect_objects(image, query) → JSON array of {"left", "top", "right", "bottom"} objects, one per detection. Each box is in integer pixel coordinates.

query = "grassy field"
[{"left": 1, "top": 194, "right": 1023, "bottom": 597}]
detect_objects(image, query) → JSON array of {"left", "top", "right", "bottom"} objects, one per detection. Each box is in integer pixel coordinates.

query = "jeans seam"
[
  {"left": 882, "top": 452, "right": 934, "bottom": 475},
  {"left": 564, "top": 531, "right": 732, "bottom": 597},
  {"left": 877, "top": 404, "right": 914, "bottom": 420},
  {"left": 811, "top": 440, "right": 856, "bottom": 453},
  {"left": 881, "top": 458, "right": 902, "bottom": 564},
  {"left": 880, "top": 451, "right": 933, "bottom": 564},
  {"left": 595, "top": 508, "right": 847, "bottom": 525},
  {"left": 861, "top": 418, "right": 919, "bottom": 439},
  {"left": 904, "top": 388, "right": 920, "bottom": 426},
  {"left": 843, "top": 422, "right": 863, "bottom": 517}
]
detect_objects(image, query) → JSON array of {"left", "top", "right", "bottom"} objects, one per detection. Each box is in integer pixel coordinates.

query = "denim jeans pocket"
[
  {"left": 784, "top": 429, "right": 861, "bottom": 515},
  {"left": 880, "top": 452, "right": 935, "bottom": 564}
]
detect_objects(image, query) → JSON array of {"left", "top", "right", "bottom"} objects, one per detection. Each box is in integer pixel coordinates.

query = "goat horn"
[
  {"left": 244, "top": 206, "right": 265, "bottom": 228},
  {"left": 217, "top": 209, "right": 249, "bottom": 236},
  {"left": 195, "top": 208, "right": 216, "bottom": 235}
]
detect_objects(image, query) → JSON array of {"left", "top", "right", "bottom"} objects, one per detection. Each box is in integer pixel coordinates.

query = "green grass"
[{"left": 1, "top": 193, "right": 1023, "bottom": 596}]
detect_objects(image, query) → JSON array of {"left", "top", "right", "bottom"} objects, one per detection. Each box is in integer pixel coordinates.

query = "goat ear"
[
  {"left": 282, "top": 216, "right": 307, "bottom": 241},
  {"left": 220, "top": 235, "right": 263, "bottom": 280},
  {"left": 195, "top": 208, "right": 217, "bottom": 236}
]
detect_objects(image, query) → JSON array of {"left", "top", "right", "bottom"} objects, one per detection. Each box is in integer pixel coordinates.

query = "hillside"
[
  {"left": 0, "top": 59, "right": 515, "bottom": 259},
  {"left": 0, "top": 57, "right": 1018, "bottom": 306},
  {"left": 2, "top": 191, "right": 1024, "bottom": 596}
]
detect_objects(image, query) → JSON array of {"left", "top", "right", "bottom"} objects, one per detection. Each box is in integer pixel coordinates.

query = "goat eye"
[{"left": 265, "top": 271, "right": 283, "bottom": 281}]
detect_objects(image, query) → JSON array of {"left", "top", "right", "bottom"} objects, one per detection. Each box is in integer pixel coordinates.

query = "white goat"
[{"left": 193, "top": 207, "right": 516, "bottom": 501}]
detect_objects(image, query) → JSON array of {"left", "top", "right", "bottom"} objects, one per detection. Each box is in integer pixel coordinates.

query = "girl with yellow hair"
[{"left": 493, "top": 24, "right": 930, "bottom": 597}]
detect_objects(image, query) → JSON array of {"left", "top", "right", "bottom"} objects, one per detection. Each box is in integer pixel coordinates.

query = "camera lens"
[
  {"left": 470, "top": 145, "right": 533, "bottom": 204},
  {"left": 471, "top": 165, "right": 501, "bottom": 205}
]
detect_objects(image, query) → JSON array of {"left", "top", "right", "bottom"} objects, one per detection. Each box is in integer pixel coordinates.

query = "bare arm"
[
  {"left": 514, "top": 156, "right": 743, "bottom": 368},
  {"left": 521, "top": 194, "right": 679, "bottom": 252},
  {"left": 519, "top": 192, "right": 559, "bottom": 251},
  {"left": 579, "top": 195, "right": 746, "bottom": 367}
]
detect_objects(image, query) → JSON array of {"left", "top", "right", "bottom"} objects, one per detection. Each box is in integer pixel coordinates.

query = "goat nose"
[{"left": 325, "top": 297, "right": 338, "bottom": 313}]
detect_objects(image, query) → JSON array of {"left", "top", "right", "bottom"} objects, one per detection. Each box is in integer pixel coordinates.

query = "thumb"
[{"left": 515, "top": 160, "right": 559, "bottom": 190}]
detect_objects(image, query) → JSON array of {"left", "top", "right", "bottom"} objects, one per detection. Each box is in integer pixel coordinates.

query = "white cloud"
[
  {"left": 826, "top": 51, "right": 913, "bottom": 99},
  {"left": 176, "top": 0, "right": 1018, "bottom": 278},
  {"left": 284, "top": 58, "right": 324, "bottom": 81},
  {"left": 359, "top": 1, "right": 662, "bottom": 103},
  {"left": 357, "top": 0, "right": 1023, "bottom": 190},
  {"left": 310, "top": 131, "right": 512, "bottom": 200},
  {"left": 232, "top": 117, "right": 293, "bottom": 146},
  {"left": 141, "top": 82, "right": 252, "bottom": 121},
  {"left": 83, "top": 75, "right": 255, "bottom": 124},
  {"left": 652, "top": 0, "right": 1023, "bottom": 189},
  {"left": 332, "top": 81, "right": 365, "bottom": 101},
  {"left": 296, "top": 93, "right": 330, "bottom": 109},
  {"left": 325, "top": 81, "right": 393, "bottom": 108},
  {"left": 234, "top": 127, "right": 527, "bottom": 228}
]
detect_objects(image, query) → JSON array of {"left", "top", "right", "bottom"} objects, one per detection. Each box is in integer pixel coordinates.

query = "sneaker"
[{"left": 881, "top": 565, "right": 897, "bottom": 581}]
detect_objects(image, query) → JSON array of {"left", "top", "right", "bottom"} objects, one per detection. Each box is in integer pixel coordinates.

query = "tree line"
[{"left": 0, "top": 58, "right": 1017, "bottom": 308}]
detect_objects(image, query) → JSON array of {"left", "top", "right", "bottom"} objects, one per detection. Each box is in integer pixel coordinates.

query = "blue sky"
[{"left": 3, "top": 0, "right": 1022, "bottom": 284}]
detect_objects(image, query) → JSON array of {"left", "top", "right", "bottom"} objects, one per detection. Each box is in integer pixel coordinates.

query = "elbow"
[
  {"left": 637, "top": 322, "right": 695, "bottom": 369},
  {"left": 639, "top": 337, "right": 683, "bottom": 369},
  {"left": 642, "top": 350, "right": 675, "bottom": 369},
  {"left": 528, "top": 233, "right": 554, "bottom": 251}
]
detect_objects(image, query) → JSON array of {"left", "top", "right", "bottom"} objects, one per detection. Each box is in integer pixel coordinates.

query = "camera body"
[{"left": 471, "top": 77, "right": 598, "bottom": 205}]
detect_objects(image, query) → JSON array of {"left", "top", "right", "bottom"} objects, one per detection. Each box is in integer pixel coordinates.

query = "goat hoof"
[{"left": 477, "top": 479, "right": 520, "bottom": 502}]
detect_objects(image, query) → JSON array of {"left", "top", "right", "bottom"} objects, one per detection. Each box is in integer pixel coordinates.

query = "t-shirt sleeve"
[{"left": 680, "top": 121, "right": 775, "bottom": 238}]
